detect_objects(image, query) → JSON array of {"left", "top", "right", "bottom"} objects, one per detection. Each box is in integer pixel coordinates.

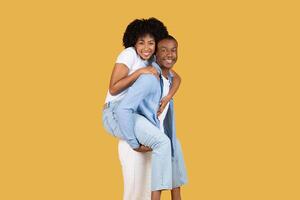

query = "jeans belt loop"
[{"left": 103, "top": 102, "right": 110, "bottom": 110}]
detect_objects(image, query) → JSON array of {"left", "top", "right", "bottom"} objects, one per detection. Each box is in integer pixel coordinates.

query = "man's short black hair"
[
  {"left": 122, "top": 18, "right": 169, "bottom": 48},
  {"left": 158, "top": 35, "right": 178, "bottom": 44}
]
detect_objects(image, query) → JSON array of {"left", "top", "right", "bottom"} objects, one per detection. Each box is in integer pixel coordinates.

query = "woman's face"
[{"left": 134, "top": 34, "right": 155, "bottom": 60}]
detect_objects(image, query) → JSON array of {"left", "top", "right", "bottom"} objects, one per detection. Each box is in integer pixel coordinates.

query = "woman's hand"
[
  {"left": 138, "top": 66, "right": 158, "bottom": 76},
  {"left": 157, "top": 95, "right": 171, "bottom": 116},
  {"left": 134, "top": 145, "right": 153, "bottom": 152}
]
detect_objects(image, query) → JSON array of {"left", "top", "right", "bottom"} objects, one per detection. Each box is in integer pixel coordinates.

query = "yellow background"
[{"left": 1, "top": 0, "right": 299, "bottom": 199}]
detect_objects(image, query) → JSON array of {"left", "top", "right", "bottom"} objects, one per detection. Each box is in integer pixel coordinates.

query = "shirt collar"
[
  {"left": 151, "top": 57, "right": 174, "bottom": 80},
  {"left": 151, "top": 61, "right": 162, "bottom": 75}
]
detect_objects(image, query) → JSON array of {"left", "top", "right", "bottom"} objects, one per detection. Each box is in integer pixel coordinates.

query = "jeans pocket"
[
  {"left": 102, "top": 112, "right": 114, "bottom": 135},
  {"left": 103, "top": 110, "right": 120, "bottom": 138}
]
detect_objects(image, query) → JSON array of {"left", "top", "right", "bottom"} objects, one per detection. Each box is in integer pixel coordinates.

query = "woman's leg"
[
  {"left": 118, "top": 140, "right": 152, "bottom": 200},
  {"left": 102, "top": 102, "right": 123, "bottom": 138},
  {"left": 151, "top": 191, "right": 161, "bottom": 200},
  {"left": 171, "top": 187, "right": 181, "bottom": 200},
  {"left": 172, "top": 139, "right": 188, "bottom": 188},
  {"left": 134, "top": 114, "right": 173, "bottom": 192}
]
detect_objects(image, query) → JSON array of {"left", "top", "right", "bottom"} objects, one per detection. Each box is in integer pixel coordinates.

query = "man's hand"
[
  {"left": 133, "top": 145, "right": 153, "bottom": 152},
  {"left": 157, "top": 95, "right": 171, "bottom": 116}
]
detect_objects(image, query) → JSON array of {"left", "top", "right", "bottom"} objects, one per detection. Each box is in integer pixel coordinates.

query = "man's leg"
[{"left": 118, "top": 140, "right": 151, "bottom": 200}]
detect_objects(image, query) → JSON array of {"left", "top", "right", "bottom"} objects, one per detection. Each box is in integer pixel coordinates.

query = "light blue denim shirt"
[{"left": 115, "top": 62, "right": 177, "bottom": 156}]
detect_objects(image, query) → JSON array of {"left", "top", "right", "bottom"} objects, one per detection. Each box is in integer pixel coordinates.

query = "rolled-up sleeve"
[{"left": 115, "top": 74, "right": 156, "bottom": 149}]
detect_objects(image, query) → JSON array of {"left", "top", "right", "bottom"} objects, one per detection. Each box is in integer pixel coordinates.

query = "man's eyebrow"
[{"left": 159, "top": 46, "right": 177, "bottom": 49}]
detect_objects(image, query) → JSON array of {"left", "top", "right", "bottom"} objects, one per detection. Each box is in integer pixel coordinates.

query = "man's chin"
[{"left": 162, "top": 64, "right": 173, "bottom": 69}]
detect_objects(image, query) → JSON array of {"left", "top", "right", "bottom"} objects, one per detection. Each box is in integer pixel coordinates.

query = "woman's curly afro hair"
[{"left": 122, "top": 17, "right": 169, "bottom": 48}]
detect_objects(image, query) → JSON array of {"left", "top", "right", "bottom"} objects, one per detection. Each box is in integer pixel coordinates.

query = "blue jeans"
[{"left": 102, "top": 101, "right": 173, "bottom": 191}]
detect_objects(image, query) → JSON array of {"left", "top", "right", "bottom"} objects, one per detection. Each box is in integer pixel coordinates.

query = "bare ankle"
[{"left": 151, "top": 190, "right": 161, "bottom": 200}]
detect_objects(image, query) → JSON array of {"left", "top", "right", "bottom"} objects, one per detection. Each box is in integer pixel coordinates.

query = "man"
[{"left": 116, "top": 35, "right": 187, "bottom": 200}]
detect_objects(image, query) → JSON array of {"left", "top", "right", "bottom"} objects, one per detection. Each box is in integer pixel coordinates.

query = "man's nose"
[{"left": 166, "top": 51, "right": 172, "bottom": 57}]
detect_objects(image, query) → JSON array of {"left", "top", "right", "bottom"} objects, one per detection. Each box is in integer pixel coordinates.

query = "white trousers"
[{"left": 118, "top": 140, "right": 152, "bottom": 200}]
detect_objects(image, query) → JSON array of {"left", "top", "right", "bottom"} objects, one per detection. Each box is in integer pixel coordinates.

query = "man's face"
[{"left": 156, "top": 39, "right": 178, "bottom": 69}]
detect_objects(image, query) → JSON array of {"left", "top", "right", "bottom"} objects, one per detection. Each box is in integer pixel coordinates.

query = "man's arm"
[
  {"left": 168, "top": 69, "right": 181, "bottom": 98},
  {"left": 115, "top": 74, "right": 156, "bottom": 149},
  {"left": 157, "top": 69, "right": 181, "bottom": 116}
]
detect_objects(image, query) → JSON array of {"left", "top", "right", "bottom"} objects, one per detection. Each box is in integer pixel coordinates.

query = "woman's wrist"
[{"left": 134, "top": 69, "right": 143, "bottom": 77}]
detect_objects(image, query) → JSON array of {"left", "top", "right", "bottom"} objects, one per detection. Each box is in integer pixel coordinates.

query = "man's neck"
[{"left": 161, "top": 67, "right": 170, "bottom": 79}]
